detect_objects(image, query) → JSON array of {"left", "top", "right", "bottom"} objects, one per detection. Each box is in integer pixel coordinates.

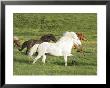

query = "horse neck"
[{"left": 56, "top": 36, "right": 74, "bottom": 45}]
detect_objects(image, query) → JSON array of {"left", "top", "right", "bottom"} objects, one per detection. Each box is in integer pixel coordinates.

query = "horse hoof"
[
  {"left": 32, "top": 61, "right": 35, "bottom": 64},
  {"left": 65, "top": 64, "right": 67, "bottom": 66}
]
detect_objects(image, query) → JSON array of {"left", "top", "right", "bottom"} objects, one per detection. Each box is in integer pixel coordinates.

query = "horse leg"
[
  {"left": 64, "top": 55, "right": 68, "bottom": 66},
  {"left": 28, "top": 51, "right": 33, "bottom": 60},
  {"left": 28, "top": 49, "right": 36, "bottom": 60},
  {"left": 42, "top": 55, "right": 46, "bottom": 64},
  {"left": 33, "top": 54, "right": 42, "bottom": 64},
  {"left": 26, "top": 49, "right": 29, "bottom": 55},
  {"left": 19, "top": 42, "right": 26, "bottom": 51},
  {"left": 28, "top": 56, "right": 33, "bottom": 63}
]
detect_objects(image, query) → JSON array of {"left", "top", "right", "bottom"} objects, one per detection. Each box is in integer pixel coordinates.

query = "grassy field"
[{"left": 13, "top": 13, "right": 97, "bottom": 75}]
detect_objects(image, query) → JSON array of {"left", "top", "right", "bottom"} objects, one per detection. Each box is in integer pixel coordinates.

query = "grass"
[{"left": 13, "top": 13, "right": 97, "bottom": 75}]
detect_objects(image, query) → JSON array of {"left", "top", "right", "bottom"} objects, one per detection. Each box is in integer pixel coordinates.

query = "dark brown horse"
[{"left": 19, "top": 34, "right": 57, "bottom": 54}]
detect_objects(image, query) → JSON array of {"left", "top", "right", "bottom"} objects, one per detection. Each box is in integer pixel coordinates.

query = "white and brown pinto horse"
[{"left": 32, "top": 32, "right": 81, "bottom": 66}]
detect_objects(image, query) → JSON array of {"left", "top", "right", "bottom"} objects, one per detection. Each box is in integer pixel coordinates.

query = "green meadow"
[{"left": 13, "top": 13, "right": 97, "bottom": 75}]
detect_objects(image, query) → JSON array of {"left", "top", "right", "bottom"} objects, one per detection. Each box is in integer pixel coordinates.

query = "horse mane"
[{"left": 57, "top": 32, "right": 74, "bottom": 43}]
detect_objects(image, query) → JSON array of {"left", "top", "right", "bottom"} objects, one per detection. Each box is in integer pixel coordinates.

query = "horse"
[
  {"left": 19, "top": 34, "right": 57, "bottom": 54},
  {"left": 29, "top": 32, "right": 86, "bottom": 59},
  {"left": 32, "top": 32, "right": 81, "bottom": 66}
]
